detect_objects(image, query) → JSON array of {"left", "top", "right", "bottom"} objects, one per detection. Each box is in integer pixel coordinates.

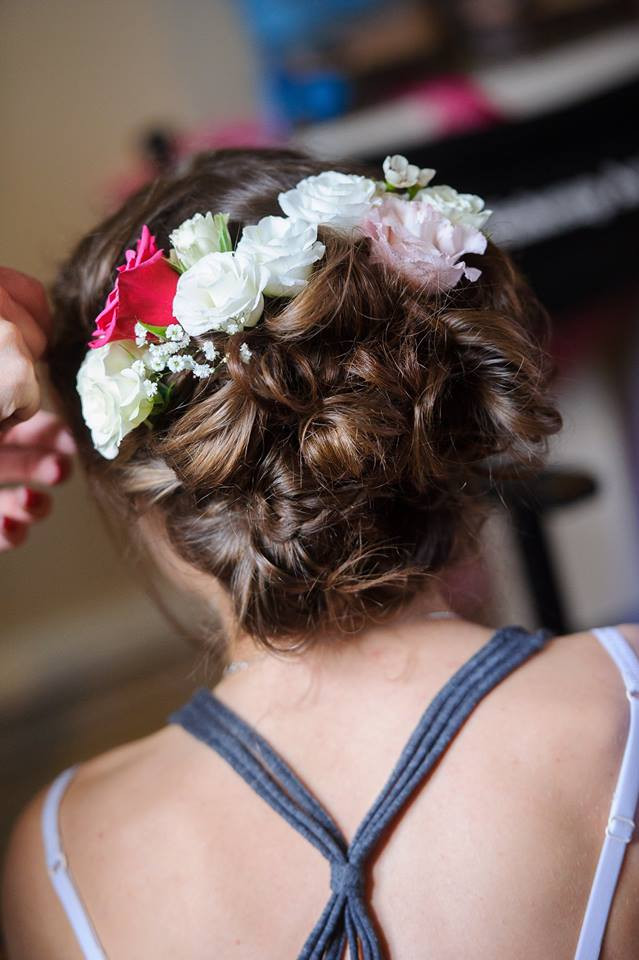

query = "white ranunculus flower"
[
  {"left": 172, "top": 251, "right": 268, "bottom": 336},
  {"left": 76, "top": 341, "right": 153, "bottom": 460},
  {"left": 236, "top": 215, "right": 325, "bottom": 296},
  {"left": 169, "top": 212, "right": 231, "bottom": 271},
  {"left": 278, "top": 171, "right": 379, "bottom": 232},
  {"left": 414, "top": 185, "right": 492, "bottom": 231},
  {"left": 383, "top": 154, "right": 421, "bottom": 189}
]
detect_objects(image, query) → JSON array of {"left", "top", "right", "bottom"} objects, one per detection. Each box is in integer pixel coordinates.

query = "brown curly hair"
[{"left": 49, "top": 147, "right": 561, "bottom": 652}]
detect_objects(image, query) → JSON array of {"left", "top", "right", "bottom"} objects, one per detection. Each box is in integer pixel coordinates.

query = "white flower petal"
[
  {"left": 237, "top": 215, "right": 325, "bottom": 297},
  {"left": 414, "top": 184, "right": 492, "bottom": 230},
  {"left": 172, "top": 251, "right": 268, "bottom": 337},
  {"left": 76, "top": 342, "right": 153, "bottom": 459},
  {"left": 383, "top": 154, "right": 420, "bottom": 189},
  {"left": 278, "top": 171, "right": 379, "bottom": 232},
  {"left": 169, "top": 212, "right": 231, "bottom": 271},
  {"left": 416, "top": 167, "right": 436, "bottom": 187}
]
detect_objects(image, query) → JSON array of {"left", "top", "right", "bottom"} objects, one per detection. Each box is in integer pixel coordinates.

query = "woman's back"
[{"left": 4, "top": 619, "right": 639, "bottom": 958}]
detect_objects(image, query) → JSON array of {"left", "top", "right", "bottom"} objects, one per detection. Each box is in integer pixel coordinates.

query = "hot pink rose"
[
  {"left": 89, "top": 225, "right": 179, "bottom": 349},
  {"left": 362, "top": 195, "right": 487, "bottom": 291}
]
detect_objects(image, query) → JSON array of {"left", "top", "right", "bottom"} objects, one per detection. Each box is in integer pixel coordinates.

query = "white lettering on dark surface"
[{"left": 489, "top": 157, "right": 639, "bottom": 249}]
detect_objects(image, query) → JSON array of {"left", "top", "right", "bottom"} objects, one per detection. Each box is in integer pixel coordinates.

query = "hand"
[
  {"left": 0, "top": 268, "right": 75, "bottom": 551},
  {"left": 0, "top": 266, "right": 52, "bottom": 428}
]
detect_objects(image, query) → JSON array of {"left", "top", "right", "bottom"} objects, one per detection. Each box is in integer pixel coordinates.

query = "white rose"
[
  {"left": 172, "top": 250, "right": 268, "bottom": 336},
  {"left": 278, "top": 171, "right": 379, "bottom": 232},
  {"left": 237, "top": 215, "right": 325, "bottom": 296},
  {"left": 169, "top": 212, "right": 231, "bottom": 271},
  {"left": 414, "top": 185, "right": 492, "bottom": 230},
  {"left": 76, "top": 341, "right": 153, "bottom": 460}
]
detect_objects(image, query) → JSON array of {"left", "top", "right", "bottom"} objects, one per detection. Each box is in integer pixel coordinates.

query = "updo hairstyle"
[{"left": 49, "top": 148, "right": 561, "bottom": 652}]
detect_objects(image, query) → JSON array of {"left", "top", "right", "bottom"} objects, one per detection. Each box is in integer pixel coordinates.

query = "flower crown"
[{"left": 77, "top": 155, "right": 491, "bottom": 459}]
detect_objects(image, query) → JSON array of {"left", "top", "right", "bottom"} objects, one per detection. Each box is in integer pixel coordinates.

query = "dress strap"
[
  {"left": 41, "top": 766, "right": 107, "bottom": 960},
  {"left": 574, "top": 626, "right": 639, "bottom": 960},
  {"left": 170, "top": 625, "right": 550, "bottom": 960}
]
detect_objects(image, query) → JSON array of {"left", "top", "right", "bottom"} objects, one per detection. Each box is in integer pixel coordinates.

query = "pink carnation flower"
[
  {"left": 90, "top": 225, "right": 178, "bottom": 349},
  {"left": 362, "top": 195, "right": 487, "bottom": 291}
]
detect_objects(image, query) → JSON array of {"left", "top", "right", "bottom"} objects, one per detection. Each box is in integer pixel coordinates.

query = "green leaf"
[
  {"left": 141, "top": 322, "right": 170, "bottom": 339},
  {"left": 167, "top": 250, "right": 186, "bottom": 274},
  {"left": 215, "top": 213, "right": 233, "bottom": 252},
  {"left": 158, "top": 382, "right": 174, "bottom": 403},
  {"left": 148, "top": 382, "right": 174, "bottom": 415}
]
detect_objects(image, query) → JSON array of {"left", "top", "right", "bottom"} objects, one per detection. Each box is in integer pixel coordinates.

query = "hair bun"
[{"left": 50, "top": 148, "right": 561, "bottom": 651}]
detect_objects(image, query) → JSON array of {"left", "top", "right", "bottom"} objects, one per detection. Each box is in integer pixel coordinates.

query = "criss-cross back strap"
[{"left": 169, "top": 626, "right": 550, "bottom": 959}]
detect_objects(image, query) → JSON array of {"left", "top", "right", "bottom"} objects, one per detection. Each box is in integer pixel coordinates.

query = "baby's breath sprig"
[{"left": 126, "top": 320, "right": 251, "bottom": 424}]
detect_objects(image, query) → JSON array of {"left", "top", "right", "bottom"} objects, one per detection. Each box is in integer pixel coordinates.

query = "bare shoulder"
[
  {"left": 553, "top": 623, "right": 639, "bottom": 957},
  {"left": 615, "top": 621, "right": 639, "bottom": 653},
  {"left": 1, "top": 725, "right": 188, "bottom": 960},
  {"left": 1, "top": 785, "right": 83, "bottom": 959},
  {"left": 532, "top": 621, "right": 639, "bottom": 705},
  {"left": 532, "top": 622, "right": 639, "bottom": 763},
  {"left": 592, "top": 623, "right": 639, "bottom": 957}
]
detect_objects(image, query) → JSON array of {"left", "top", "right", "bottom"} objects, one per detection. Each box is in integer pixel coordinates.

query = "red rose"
[{"left": 89, "top": 225, "right": 179, "bottom": 349}]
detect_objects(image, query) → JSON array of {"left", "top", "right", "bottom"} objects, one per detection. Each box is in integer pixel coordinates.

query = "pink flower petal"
[
  {"left": 89, "top": 226, "right": 176, "bottom": 349},
  {"left": 363, "top": 195, "right": 486, "bottom": 292}
]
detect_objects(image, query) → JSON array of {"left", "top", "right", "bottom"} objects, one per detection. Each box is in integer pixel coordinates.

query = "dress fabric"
[{"left": 40, "top": 625, "right": 639, "bottom": 959}]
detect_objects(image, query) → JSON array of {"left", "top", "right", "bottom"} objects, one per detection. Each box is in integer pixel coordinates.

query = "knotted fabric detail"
[
  {"left": 330, "top": 860, "right": 364, "bottom": 898},
  {"left": 169, "top": 626, "right": 550, "bottom": 959}
]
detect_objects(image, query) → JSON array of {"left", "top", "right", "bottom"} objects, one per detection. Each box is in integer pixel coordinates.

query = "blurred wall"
[
  {"left": 0, "top": 0, "right": 257, "bottom": 275},
  {"left": 0, "top": 0, "right": 256, "bottom": 708}
]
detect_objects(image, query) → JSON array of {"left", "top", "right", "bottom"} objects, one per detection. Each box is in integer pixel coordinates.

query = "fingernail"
[
  {"left": 53, "top": 456, "right": 71, "bottom": 484},
  {"left": 2, "top": 516, "right": 21, "bottom": 536},
  {"left": 36, "top": 455, "right": 69, "bottom": 485},
  {"left": 23, "top": 488, "right": 46, "bottom": 511},
  {"left": 58, "top": 430, "right": 77, "bottom": 455}
]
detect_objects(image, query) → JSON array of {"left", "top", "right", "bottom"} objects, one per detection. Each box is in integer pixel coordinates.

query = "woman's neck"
[{"left": 219, "top": 589, "right": 462, "bottom": 691}]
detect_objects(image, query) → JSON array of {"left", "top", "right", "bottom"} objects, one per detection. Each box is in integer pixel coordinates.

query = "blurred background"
[{"left": 2, "top": 0, "right": 639, "bottom": 920}]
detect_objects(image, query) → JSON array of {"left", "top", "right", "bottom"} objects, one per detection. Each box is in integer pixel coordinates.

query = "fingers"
[
  {"left": 0, "top": 269, "right": 69, "bottom": 554},
  {"left": 0, "top": 268, "right": 51, "bottom": 345},
  {"left": 0, "top": 487, "right": 51, "bottom": 523},
  {"left": 1, "top": 410, "right": 76, "bottom": 455},
  {"left": 0, "top": 318, "right": 41, "bottom": 426},
  {"left": 0, "top": 412, "right": 75, "bottom": 486},
  {"left": 0, "top": 425, "right": 73, "bottom": 551},
  {"left": 0, "top": 446, "right": 71, "bottom": 486},
  {"left": 0, "top": 516, "right": 29, "bottom": 552},
  {"left": 0, "top": 285, "right": 48, "bottom": 361},
  {"left": 0, "top": 274, "right": 51, "bottom": 430}
]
